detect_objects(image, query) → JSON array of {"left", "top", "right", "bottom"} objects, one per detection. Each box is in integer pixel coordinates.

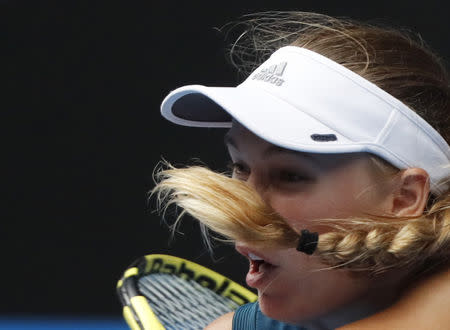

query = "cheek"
[
  {"left": 269, "top": 181, "right": 372, "bottom": 233},
  {"left": 269, "top": 192, "right": 347, "bottom": 233},
  {"left": 259, "top": 250, "right": 371, "bottom": 322}
]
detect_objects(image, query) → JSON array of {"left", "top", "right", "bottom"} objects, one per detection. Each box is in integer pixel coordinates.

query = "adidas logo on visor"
[{"left": 252, "top": 62, "right": 287, "bottom": 86}]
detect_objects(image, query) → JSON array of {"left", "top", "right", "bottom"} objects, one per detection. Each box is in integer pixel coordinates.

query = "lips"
[
  {"left": 236, "top": 245, "right": 279, "bottom": 290},
  {"left": 249, "top": 253, "right": 265, "bottom": 273}
]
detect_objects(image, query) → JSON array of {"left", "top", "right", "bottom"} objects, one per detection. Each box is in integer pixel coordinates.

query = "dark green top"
[{"left": 233, "top": 302, "right": 307, "bottom": 329}]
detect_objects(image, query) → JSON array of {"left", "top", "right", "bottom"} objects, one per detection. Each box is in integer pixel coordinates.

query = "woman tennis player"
[{"left": 153, "top": 12, "right": 450, "bottom": 329}]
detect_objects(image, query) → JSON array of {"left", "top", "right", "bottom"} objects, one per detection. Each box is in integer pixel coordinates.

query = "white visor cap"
[{"left": 161, "top": 46, "right": 450, "bottom": 195}]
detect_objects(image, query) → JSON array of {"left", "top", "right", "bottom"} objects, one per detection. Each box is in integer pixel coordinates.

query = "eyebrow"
[{"left": 224, "top": 133, "right": 316, "bottom": 161}]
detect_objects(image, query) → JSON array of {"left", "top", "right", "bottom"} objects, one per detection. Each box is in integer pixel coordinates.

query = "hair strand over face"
[{"left": 152, "top": 164, "right": 450, "bottom": 275}]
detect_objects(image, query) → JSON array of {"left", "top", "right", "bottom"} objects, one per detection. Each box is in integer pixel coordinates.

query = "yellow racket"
[{"left": 116, "top": 254, "right": 257, "bottom": 330}]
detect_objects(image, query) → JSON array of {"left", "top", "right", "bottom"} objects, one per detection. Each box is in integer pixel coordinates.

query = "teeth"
[{"left": 248, "top": 253, "right": 264, "bottom": 261}]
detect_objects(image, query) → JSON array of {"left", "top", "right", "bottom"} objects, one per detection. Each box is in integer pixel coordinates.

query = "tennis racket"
[{"left": 116, "top": 254, "right": 257, "bottom": 330}]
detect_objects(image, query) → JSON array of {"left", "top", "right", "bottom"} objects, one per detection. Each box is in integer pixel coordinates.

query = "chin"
[{"left": 258, "top": 292, "right": 319, "bottom": 324}]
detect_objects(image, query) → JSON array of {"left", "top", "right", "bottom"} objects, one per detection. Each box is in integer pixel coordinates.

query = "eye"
[{"left": 227, "top": 161, "right": 249, "bottom": 180}]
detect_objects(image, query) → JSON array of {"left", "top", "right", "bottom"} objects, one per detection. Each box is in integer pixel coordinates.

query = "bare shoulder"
[{"left": 204, "top": 312, "right": 234, "bottom": 330}]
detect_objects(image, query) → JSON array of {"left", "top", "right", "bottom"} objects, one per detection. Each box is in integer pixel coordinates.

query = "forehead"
[{"left": 225, "top": 122, "right": 371, "bottom": 169}]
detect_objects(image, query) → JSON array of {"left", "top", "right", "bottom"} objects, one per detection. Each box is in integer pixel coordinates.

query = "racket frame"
[{"left": 117, "top": 254, "right": 257, "bottom": 330}]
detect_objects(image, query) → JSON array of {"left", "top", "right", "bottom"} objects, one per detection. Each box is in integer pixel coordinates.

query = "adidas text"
[{"left": 252, "top": 62, "right": 287, "bottom": 86}]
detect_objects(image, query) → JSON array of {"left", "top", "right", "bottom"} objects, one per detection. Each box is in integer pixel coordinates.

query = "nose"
[{"left": 246, "top": 172, "right": 270, "bottom": 205}]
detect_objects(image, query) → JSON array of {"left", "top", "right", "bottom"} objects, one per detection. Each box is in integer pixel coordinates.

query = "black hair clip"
[{"left": 296, "top": 229, "right": 319, "bottom": 255}]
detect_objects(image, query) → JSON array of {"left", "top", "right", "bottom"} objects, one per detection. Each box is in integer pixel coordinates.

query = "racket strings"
[{"left": 138, "top": 273, "right": 240, "bottom": 329}]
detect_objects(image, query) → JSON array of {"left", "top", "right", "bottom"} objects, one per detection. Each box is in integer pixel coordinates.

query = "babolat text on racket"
[{"left": 116, "top": 254, "right": 258, "bottom": 330}]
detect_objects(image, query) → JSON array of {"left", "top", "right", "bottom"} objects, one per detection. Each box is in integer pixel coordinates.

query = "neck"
[
  {"left": 303, "top": 294, "right": 396, "bottom": 329},
  {"left": 300, "top": 274, "right": 406, "bottom": 330}
]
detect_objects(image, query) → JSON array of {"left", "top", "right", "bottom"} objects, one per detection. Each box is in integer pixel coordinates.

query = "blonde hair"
[
  {"left": 152, "top": 164, "right": 450, "bottom": 274},
  {"left": 152, "top": 12, "right": 450, "bottom": 274}
]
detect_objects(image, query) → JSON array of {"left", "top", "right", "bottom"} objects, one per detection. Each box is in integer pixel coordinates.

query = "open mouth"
[
  {"left": 236, "top": 246, "right": 279, "bottom": 289},
  {"left": 248, "top": 252, "right": 275, "bottom": 274}
]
